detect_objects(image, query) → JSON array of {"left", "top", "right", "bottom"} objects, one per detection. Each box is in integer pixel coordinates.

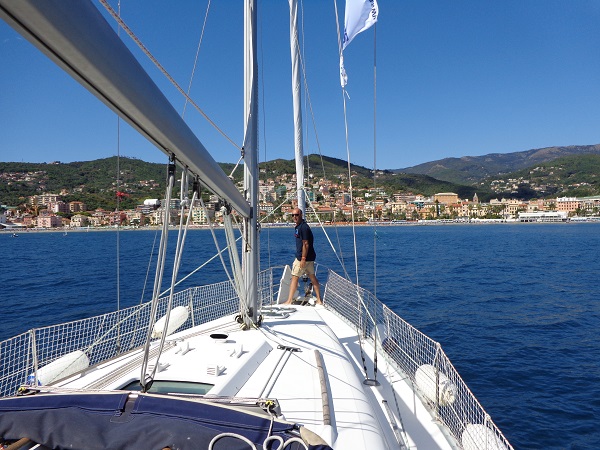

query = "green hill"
[
  {"left": 0, "top": 155, "right": 487, "bottom": 209},
  {"left": 0, "top": 157, "right": 166, "bottom": 210},
  {"left": 480, "top": 154, "right": 600, "bottom": 199}
]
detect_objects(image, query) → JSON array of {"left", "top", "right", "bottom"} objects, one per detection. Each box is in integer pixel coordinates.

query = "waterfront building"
[
  {"left": 125, "top": 211, "right": 144, "bottom": 226},
  {"left": 556, "top": 197, "right": 582, "bottom": 213},
  {"left": 49, "top": 201, "right": 69, "bottom": 214},
  {"left": 580, "top": 196, "right": 600, "bottom": 214},
  {"left": 259, "top": 202, "right": 274, "bottom": 216},
  {"left": 526, "top": 199, "right": 546, "bottom": 212},
  {"left": 518, "top": 211, "right": 568, "bottom": 222},
  {"left": 434, "top": 192, "right": 459, "bottom": 205},
  {"left": 69, "top": 201, "right": 87, "bottom": 213},
  {"left": 37, "top": 214, "right": 62, "bottom": 228},
  {"left": 70, "top": 214, "right": 89, "bottom": 227},
  {"left": 29, "top": 194, "right": 60, "bottom": 207},
  {"left": 393, "top": 192, "right": 416, "bottom": 203}
]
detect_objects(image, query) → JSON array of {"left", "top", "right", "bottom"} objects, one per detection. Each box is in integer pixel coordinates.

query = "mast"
[
  {"left": 289, "top": 0, "right": 305, "bottom": 213},
  {"left": 243, "top": 0, "right": 259, "bottom": 326}
]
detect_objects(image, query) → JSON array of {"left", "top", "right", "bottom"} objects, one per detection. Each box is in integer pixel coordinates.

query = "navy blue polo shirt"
[{"left": 295, "top": 220, "right": 316, "bottom": 261}]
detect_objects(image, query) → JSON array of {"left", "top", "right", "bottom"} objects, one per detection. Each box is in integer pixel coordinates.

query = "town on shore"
[{"left": 3, "top": 177, "right": 600, "bottom": 232}]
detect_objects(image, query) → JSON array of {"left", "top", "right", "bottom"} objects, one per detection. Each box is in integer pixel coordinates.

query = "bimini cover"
[{"left": 0, "top": 392, "right": 333, "bottom": 450}]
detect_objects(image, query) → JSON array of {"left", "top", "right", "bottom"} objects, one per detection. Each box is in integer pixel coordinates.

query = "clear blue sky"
[{"left": 2, "top": 0, "right": 600, "bottom": 170}]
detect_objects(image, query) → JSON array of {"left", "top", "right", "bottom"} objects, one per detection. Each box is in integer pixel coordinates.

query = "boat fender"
[
  {"left": 299, "top": 426, "right": 332, "bottom": 448},
  {"left": 461, "top": 423, "right": 509, "bottom": 450},
  {"left": 27, "top": 350, "right": 89, "bottom": 386},
  {"left": 152, "top": 306, "right": 189, "bottom": 338},
  {"left": 414, "top": 364, "right": 456, "bottom": 406},
  {"left": 371, "top": 323, "right": 389, "bottom": 346}
]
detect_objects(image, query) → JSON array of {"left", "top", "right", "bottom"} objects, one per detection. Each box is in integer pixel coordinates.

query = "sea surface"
[{"left": 2, "top": 223, "right": 599, "bottom": 449}]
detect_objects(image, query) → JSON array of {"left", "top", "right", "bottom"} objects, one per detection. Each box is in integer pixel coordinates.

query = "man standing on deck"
[{"left": 283, "top": 208, "right": 323, "bottom": 305}]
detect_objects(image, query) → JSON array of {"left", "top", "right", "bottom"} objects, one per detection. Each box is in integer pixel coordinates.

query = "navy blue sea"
[{"left": 2, "top": 223, "right": 599, "bottom": 449}]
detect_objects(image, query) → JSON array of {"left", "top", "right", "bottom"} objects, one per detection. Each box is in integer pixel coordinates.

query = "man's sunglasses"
[{"left": 292, "top": 214, "right": 300, "bottom": 217}]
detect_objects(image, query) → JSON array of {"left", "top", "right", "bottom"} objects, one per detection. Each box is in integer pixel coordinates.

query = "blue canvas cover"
[{"left": 0, "top": 392, "right": 332, "bottom": 450}]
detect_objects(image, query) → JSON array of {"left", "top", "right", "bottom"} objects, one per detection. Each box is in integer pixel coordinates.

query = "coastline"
[{"left": 3, "top": 217, "right": 600, "bottom": 234}]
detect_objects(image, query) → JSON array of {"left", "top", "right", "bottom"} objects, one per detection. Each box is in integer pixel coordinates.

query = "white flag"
[
  {"left": 342, "top": 0, "right": 379, "bottom": 51},
  {"left": 340, "top": 0, "right": 378, "bottom": 87}
]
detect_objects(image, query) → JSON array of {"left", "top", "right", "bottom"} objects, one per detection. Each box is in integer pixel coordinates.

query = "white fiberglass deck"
[{"left": 51, "top": 303, "right": 453, "bottom": 449}]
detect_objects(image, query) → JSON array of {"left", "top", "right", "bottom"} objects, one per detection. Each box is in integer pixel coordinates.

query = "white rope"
[
  {"left": 208, "top": 433, "right": 256, "bottom": 450},
  {"left": 333, "top": 0, "right": 379, "bottom": 382},
  {"left": 228, "top": 155, "right": 244, "bottom": 179},
  {"left": 172, "top": 191, "right": 197, "bottom": 284},
  {"left": 264, "top": 435, "right": 309, "bottom": 450},
  {"left": 144, "top": 171, "right": 201, "bottom": 389}
]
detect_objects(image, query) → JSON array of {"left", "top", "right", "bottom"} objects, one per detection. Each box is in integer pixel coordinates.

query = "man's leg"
[
  {"left": 308, "top": 274, "right": 322, "bottom": 304},
  {"left": 284, "top": 275, "right": 300, "bottom": 304}
]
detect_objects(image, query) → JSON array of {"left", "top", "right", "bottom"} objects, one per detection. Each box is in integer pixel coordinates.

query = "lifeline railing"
[
  {"left": 0, "top": 267, "right": 511, "bottom": 449},
  {"left": 324, "top": 269, "right": 513, "bottom": 450},
  {"left": 0, "top": 269, "right": 273, "bottom": 398}
]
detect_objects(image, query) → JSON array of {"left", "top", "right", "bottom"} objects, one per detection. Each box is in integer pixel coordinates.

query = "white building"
[{"left": 518, "top": 211, "right": 568, "bottom": 222}]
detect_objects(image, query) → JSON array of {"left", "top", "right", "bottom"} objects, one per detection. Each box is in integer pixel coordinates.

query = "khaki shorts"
[{"left": 291, "top": 259, "right": 315, "bottom": 277}]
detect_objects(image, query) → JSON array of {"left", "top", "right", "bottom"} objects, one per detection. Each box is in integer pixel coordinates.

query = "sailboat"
[{"left": 0, "top": 1, "right": 513, "bottom": 449}]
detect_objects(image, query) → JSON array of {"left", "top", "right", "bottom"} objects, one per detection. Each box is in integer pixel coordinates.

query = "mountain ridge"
[{"left": 394, "top": 144, "right": 600, "bottom": 185}]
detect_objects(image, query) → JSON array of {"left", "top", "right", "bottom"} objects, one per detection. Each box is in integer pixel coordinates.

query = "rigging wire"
[
  {"left": 115, "top": 0, "right": 122, "bottom": 352},
  {"left": 182, "top": 0, "right": 212, "bottom": 119},
  {"left": 258, "top": 3, "right": 272, "bottom": 270},
  {"left": 333, "top": 0, "right": 381, "bottom": 383},
  {"left": 198, "top": 195, "right": 234, "bottom": 284},
  {"left": 140, "top": 162, "right": 175, "bottom": 391},
  {"left": 99, "top": 0, "right": 241, "bottom": 152},
  {"left": 372, "top": 23, "right": 379, "bottom": 382},
  {"left": 146, "top": 176, "right": 197, "bottom": 389},
  {"left": 115, "top": 108, "right": 122, "bottom": 351},
  {"left": 299, "top": 0, "right": 310, "bottom": 180},
  {"left": 292, "top": 1, "right": 348, "bottom": 277},
  {"left": 333, "top": 0, "right": 360, "bottom": 289},
  {"left": 140, "top": 228, "right": 161, "bottom": 304}
]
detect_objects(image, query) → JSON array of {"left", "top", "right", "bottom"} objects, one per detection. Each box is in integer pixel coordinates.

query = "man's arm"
[{"left": 301, "top": 240, "right": 309, "bottom": 267}]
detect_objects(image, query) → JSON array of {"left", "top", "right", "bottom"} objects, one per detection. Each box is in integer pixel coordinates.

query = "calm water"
[{"left": 2, "top": 223, "right": 599, "bottom": 449}]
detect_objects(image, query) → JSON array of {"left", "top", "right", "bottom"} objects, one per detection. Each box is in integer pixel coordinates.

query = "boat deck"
[{"left": 53, "top": 303, "right": 454, "bottom": 449}]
